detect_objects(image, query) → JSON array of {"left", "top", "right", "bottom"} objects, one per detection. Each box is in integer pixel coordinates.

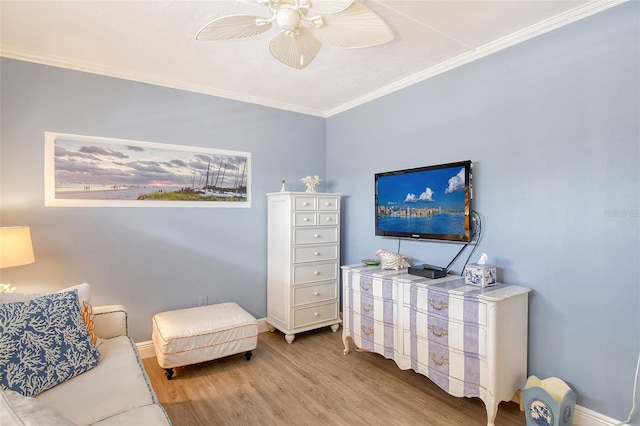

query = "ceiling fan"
[{"left": 196, "top": 0, "right": 394, "bottom": 69}]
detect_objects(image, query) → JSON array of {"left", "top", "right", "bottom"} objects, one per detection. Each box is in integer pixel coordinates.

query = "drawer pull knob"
[
  {"left": 314, "top": 271, "right": 320, "bottom": 275},
  {"left": 361, "top": 325, "right": 374, "bottom": 336},
  {"left": 428, "top": 298, "right": 448, "bottom": 311},
  {"left": 325, "top": 202, "right": 331, "bottom": 206},
  {"left": 325, "top": 217, "right": 331, "bottom": 221},
  {"left": 313, "top": 291, "right": 319, "bottom": 296},
  {"left": 314, "top": 251, "right": 320, "bottom": 256},
  {"left": 303, "top": 202, "right": 309, "bottom": 206},
  {"left": 428, "top": 325, "right": 448, "bottom": 337},
  {"left": 314, "top": 234, "right": 320, "bottom": 238},
  {"left": 360, "top": 282, "right": 372, "bottom": 291},
  {"left": 314, "top": 312, "right": 319, "bottom": 317},
  {"left": 303, "top": 218, "right": 309, "bottom": 222},
  {"left": 429, "top": 352, "right": 449, "bottom": 366},
  {"left": 362, "top": 302, "right": 373, "bottom": 312}
]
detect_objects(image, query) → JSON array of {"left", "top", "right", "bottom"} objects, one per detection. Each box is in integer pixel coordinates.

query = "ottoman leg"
[
  {"left": 164, "top": 368, "right": 174, "bottom": 380},
  {"left": 245, "top": 351, "right": 253, "bottom": 361}
]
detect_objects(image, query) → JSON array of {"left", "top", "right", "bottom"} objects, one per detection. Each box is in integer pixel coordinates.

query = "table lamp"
[{"left": 0, "top": 226, "right": 35, "bottom": 293}]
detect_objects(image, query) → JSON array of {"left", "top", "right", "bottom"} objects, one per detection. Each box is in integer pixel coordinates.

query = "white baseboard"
[
  {"left": 135, "top": 319, "right": 626, "bottom": 426},
  {"left": 573, "top": 405, "right": 626, "bottom": 426}
]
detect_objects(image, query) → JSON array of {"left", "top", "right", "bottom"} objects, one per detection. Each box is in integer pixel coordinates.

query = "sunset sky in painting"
[{"left": 54, "top": 138, "right": 248, "bottom": 189}]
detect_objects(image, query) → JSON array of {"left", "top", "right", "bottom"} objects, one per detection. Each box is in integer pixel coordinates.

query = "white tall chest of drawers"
[{"left": 267, "top": 192, "right": 342, "bottom": 343}]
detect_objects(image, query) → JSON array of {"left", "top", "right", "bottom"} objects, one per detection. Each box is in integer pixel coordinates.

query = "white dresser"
[
  {"left": 267, "top": 192, "right": 342, "bottom": 343},
  {"left": 342, "top": 264, "right": 530, "bottom": 426}
]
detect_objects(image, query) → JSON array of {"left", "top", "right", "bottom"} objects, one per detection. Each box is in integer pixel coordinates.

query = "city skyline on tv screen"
[{"left": 376, "top": 164, "right": 469, "bottom": 238}]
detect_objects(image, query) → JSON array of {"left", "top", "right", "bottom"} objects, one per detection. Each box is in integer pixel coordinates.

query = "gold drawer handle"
[
  {"left": 429, "top": 352, "right": 449, "bottom": 366},
  {"left": 360, "top": 282, "right": 372, "bottom": 291},
  {"left": 428, "top": 325, "right": 448, "bottom": 337},
  {"left": 428, "top": 298, "right": 448, "bottom": 311},
  {"left": 361, "top": 325, "right": 374, "bottom": 336},
  {"left": 362, "top": 302, "right": 373, "bottom": 312}
]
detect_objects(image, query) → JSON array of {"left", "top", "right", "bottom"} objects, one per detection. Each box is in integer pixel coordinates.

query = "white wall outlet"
[{"left": 198, "top": 296, "right": 208, "bottom": 306}]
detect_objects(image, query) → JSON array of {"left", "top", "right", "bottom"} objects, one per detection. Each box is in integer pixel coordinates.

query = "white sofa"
[{"left": 1, "top": 298, "right": 171, "bottom": 425}]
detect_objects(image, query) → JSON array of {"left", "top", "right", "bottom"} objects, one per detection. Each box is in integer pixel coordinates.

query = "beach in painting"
[{"left": 55, "top": 186, "right": 179, "bottom": 200}]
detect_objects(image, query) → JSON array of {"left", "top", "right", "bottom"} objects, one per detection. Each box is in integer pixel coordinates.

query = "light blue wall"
[
  {"left": 0, "top": 58, "right": 327, "bottom": 342},
  {"left": 1, "top": 2, "right": 638, "bottom": 422},
  {"left": 327, "top": 3, "right": 639, "bottom": 422}
]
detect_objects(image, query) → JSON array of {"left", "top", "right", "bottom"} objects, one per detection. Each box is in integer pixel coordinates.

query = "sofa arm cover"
[{"left": 93, "top": 305, "right": 128, "bottom": 339}]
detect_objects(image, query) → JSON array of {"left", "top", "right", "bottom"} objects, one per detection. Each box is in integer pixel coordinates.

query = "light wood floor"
[{"left": 143, "top": 328, "right": 525, "bottom": 426}]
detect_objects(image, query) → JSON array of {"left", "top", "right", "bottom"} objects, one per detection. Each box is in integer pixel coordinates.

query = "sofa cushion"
[
  {"left": 1, "top": 389, "right": 74, "bottom": 426},
  {"left": 0, "top": 290, "right": 100, "bottom": 397},
  {"left": 35, "top": 336, "right": 166, "bottom": 425},
  {"left": 0, "top": 283, "right": 98, "bottom": 346}
]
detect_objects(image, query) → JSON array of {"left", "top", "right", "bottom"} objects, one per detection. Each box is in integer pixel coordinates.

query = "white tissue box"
[{"left": 464, "top": 263, "right": 497, "bottom": 287}]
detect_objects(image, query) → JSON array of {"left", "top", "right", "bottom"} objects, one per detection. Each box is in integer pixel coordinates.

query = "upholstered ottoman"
[{"left": 152, "top": 302, "right": 258, "bottom": 380}]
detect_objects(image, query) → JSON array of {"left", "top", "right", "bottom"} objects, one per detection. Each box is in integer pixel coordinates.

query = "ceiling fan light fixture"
[
  {"left": 197, "top": 0, "right": 393, "bottom": 69},
  {"left": 275, "top": 8, "right": 301, "bottom": 31}
]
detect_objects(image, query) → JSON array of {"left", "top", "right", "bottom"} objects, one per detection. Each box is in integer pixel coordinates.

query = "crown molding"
[
  {"left": 0, "top": 47, "right": 327, "bottom": 118},
  {"left": 0, "top": 0, "right": 626, "bottom": 119},
  {"left": 325, "top": 0, "right": 628, "bottom": 117}
]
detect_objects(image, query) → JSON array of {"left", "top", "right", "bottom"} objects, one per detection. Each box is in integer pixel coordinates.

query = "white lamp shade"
[{"left": 0, "top": 226, "right": 35, "bottom": 268}]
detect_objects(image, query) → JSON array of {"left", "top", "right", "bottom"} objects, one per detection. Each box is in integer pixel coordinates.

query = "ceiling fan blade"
[
  {"left": 311, "top": 3, "right": 393, "bottom": 48},
  {"left": 196, "top": 15, "right": 272, "bottom": 41},
  {"left": 269, "top": 29, "right": 322, "bottom": 69},
  {"left": 307, "top": 0, "right": 353, "bottom": 15}
]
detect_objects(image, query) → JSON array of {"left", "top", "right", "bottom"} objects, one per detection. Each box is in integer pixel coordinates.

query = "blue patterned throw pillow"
[{"left": 0, "top": 290, "right": 100, "bottom": 397}]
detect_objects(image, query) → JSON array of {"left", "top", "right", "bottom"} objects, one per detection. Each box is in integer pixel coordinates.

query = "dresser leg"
[
  {"left": 285, "top": 334, "right": 295, "bottom": 344},
  {"left": 330, "top": 323, "right": 340, "bottom": 332},
  {"left": 485, "top": 400, "right": 498, "bottom": 426},
  {"left": 342, "top": 334, "right": 351, "bottom": 355}
]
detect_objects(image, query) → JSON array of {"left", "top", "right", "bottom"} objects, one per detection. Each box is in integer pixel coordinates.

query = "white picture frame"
[{"left": 44, "top": 132, "right": 251, "bottom": 208}]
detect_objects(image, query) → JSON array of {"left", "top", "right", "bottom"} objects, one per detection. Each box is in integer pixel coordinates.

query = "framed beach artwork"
[{"left": 44, "top": 132, "right": 251, "bottom": 208}]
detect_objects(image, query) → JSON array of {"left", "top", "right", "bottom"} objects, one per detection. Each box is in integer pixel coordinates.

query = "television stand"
[{"left": 341, "top": 265, "right": 531, "bottom": 426}]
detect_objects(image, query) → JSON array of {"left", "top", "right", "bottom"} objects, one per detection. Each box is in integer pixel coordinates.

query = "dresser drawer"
[
  {"left": 317, "top": 197, "right": 339, "bottom": 211},
  {"left": 404, "top": 335, "right": 486, "bottom": 388},
  {"left": 318, "top": 212, "right": 339, "bottom": 226},
  {"left": 294, "top": 212, "right": 317, "bottom": 226},
  {"left": 405, "top": 306, "right": 486, "bottom": 356},
  {"left": 294, "top": 196, "right": 316, "bottom": 210},
  {"left": 293, "top": 262, "right": 337, "bottom": 285},
  {"left": 294, "top": 245, "right": 337, "bottom": 263},
  {"left": 344, "top": 307, "right": 397, "bottom": 355},
  {"left": 347, "top": 271, "right": 397, "bottom": 300},
  {"left": 293, "top": 302, "right": 338, "bottom": 328},
  {"left": 293, "top": 282, "right": 337, "bottom": 306},
  {"left": 294, "top": 227, "right": 338, "bottom": 245},
  {"left": 347, "top": 289, "right": 397, "bottom": 326},
  {"left": 409, "top": 287, "right": 487, "bottom": 326}
]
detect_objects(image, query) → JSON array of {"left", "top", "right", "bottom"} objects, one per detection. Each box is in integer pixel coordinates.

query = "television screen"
[{"left": 375, "top": 161, "right": 472, "bottom": 242}]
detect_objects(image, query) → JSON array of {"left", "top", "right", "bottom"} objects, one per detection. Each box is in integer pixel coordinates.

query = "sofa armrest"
[{"left": 93, "top": 304, "right": 128, "bottom": 339}]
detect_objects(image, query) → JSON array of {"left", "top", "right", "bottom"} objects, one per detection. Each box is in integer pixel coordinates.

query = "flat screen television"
[{"left": 375, "top": 160, "right": 472, "bottom": 242}]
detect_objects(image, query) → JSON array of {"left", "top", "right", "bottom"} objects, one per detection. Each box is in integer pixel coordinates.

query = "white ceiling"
[{"left": 0, "top": 0, "right": 625, "bottom": 117}]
